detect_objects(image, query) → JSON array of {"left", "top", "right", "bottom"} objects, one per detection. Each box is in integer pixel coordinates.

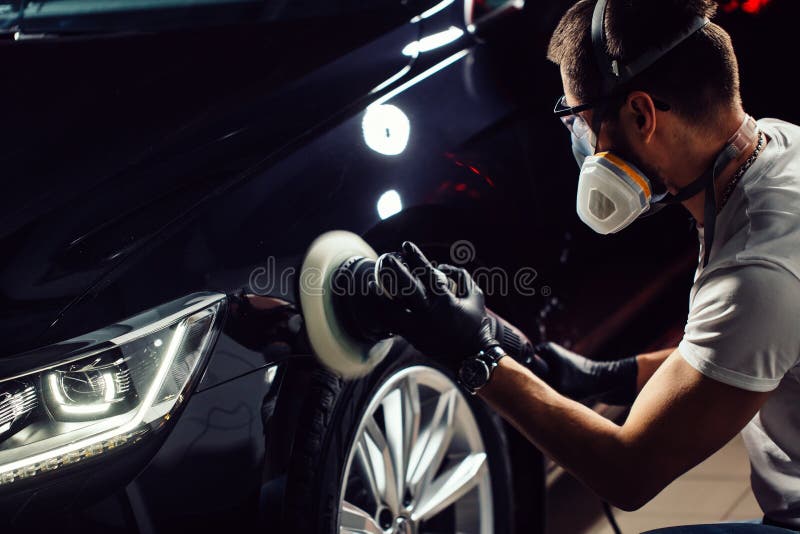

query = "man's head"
[
  {"left": 548, "top": 0, "right": 740, "bottom": 123},
  {"left": 548, "top": 0, "right": 743, "bottom": 193}
]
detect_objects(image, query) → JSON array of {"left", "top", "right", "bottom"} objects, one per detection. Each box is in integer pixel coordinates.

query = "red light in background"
[
  {"left": 722, "top": 0, "right": 739, "bottom": 12},
  {"left": 720, "top": 0, "right": 770, "bottom": 13},
  {"left": 742, "top": 0, "right": 769, "bottom": 13},
  {"left": 443, "top": 152, "right": 496, "bottom": 188}
]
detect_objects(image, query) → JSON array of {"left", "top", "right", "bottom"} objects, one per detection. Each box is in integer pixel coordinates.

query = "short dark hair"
[{"left": 547, "top": 0, "right": 741, "bottom": 123}]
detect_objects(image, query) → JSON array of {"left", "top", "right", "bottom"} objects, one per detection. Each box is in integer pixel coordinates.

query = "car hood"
[{"left": 0, "top": 16, "right": 419, "bottom": 358}]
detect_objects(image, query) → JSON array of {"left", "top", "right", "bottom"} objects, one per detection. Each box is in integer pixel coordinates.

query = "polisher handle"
[{"left": 487, "top": 310, "right": 550, "bottom": 379}]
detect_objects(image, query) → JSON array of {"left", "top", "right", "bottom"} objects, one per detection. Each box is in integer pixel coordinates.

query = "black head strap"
[
  {"left": 654, "top": 169, "right": 713, "bottom": 204},
  {"left": 702, "top": 181, "right": 717, "bottom": 266},
  {"left": 591, "top": 0, "right": 710, "bottom": 94}
]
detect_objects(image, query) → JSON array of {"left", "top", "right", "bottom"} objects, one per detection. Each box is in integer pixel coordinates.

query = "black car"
[{"left": 0, "top": 0, "right": 795, "bottom": 532}]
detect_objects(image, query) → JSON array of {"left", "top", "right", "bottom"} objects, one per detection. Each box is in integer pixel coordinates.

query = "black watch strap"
[
  {"left": 458, "top": 346, "right": 507, "bottom": 394},
  {"left": 483, "top": 345, "right": 507, "bottom": 364}
]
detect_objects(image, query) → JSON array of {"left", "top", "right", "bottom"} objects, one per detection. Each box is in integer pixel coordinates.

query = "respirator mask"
[
  {"left": 564, "top": 109, "right": 658, "bottom": 235},
  {"left": 559, "top": 0, "right": 756, "bottom": 266}
]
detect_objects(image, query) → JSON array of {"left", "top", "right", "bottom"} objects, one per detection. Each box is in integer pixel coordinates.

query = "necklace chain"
[{"left": 717, "top": 129, "right": 765, "bottom": 214}]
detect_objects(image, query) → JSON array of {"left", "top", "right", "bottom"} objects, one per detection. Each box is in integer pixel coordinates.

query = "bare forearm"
[
  {"left": 636, "top": 347, "right": 675, "bottom": 391},
  {"left": 479, "top": 357, "right": 640, "bottom": 508}
]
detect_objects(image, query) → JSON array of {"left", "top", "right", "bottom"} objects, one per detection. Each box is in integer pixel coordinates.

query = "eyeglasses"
[
  {"left": 553, "top": 95, "right": 597, "bottom": 141},
  {"left": 553, "top": 94, "right": 671, "bottom": 139}
]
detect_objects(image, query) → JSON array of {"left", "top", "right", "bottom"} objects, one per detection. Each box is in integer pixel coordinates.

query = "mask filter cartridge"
[{"left": 576, "top": 152, "right": 652, "bottom": 234}]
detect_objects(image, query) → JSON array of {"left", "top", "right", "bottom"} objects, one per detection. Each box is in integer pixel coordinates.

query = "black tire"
[{"left": 282, "top": 347, "right": 515, "bottom": 533}]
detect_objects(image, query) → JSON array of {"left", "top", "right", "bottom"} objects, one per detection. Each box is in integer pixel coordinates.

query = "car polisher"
[{"left": 300, "top": 230, "right": 548, "bottom": 378}]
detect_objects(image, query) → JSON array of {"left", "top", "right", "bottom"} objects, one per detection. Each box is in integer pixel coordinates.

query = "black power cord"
[{"left": 602, "top": 500, "right": 623, "bottom": 534}]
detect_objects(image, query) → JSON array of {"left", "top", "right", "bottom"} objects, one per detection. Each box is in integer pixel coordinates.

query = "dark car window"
[{"left": 0, "top": 0, "right": 411, "bottom": 34}]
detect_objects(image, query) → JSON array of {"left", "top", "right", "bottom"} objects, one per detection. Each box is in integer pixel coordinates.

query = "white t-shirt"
[{"left": 678, "top": 118, "right": 800, "bottom": 527}]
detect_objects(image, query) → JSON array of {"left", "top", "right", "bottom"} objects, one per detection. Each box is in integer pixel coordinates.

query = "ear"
[{"left": 625, "top": 91, "right": 658, "bottom": 143}]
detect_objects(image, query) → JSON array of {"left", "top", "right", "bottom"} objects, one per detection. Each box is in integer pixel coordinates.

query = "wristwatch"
[{"left": 457, "top": 346, "right": 507, "bottom": 395}]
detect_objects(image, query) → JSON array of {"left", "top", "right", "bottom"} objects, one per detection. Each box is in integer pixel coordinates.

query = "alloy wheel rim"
[{"left": 339, "top": 365, "right": 493, "bottom": 534}]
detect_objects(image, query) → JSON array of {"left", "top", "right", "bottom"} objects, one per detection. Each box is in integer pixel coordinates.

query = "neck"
[{"left": 679, "top": 110, "right": 759, "bottom": 226}]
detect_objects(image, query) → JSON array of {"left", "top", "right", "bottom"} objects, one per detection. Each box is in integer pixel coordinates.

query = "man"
[{"left": 374, "top": 0, "right": 800, "bottom": 531}]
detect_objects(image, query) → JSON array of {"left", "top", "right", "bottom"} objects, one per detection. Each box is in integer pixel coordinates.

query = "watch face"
[{"left": 459, "top": 358, "right": 490, "bottom": 390}]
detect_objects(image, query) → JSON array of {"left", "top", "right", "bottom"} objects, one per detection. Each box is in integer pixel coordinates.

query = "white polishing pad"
[{"left": 300, "top": 231, "right": 394, "bottom": 378}]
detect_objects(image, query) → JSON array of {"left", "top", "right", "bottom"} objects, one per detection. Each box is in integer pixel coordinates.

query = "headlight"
[{"left": 0, "top": 293, "right": 225, "bottom": 487}]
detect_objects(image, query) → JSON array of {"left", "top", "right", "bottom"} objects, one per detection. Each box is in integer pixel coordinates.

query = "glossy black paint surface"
[{"left": 2, "top": 0, "right": 799, "bottom": 530}]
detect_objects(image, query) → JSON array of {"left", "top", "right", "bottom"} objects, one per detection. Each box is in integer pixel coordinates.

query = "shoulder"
[
  {"left": 758, "top": 118, "right": 800, "bottom": 148},
  {"left": 752, "top": 118, "right": 800, "bottom": 176},
  {"left": 682, "top": 263, "right": 800, "bottom": 391},
  {"left": 714, "top": 121, "right": 800, "bottom": 280},
  {"left": 694, "top": 262, "right": 800, "bottom": 310}
]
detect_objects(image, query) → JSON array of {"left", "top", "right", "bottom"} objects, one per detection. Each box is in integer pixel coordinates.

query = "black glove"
[
  {"left": 533, "top": 341, "right": 638, "bottom": 405},
  {"left": 374, "top": 241, "right": 499, "bottom": 371}
]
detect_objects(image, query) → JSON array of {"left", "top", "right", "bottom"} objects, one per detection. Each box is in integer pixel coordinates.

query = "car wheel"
[{"left": 282, "top": 349, "right": 513, "bottom": 533}]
